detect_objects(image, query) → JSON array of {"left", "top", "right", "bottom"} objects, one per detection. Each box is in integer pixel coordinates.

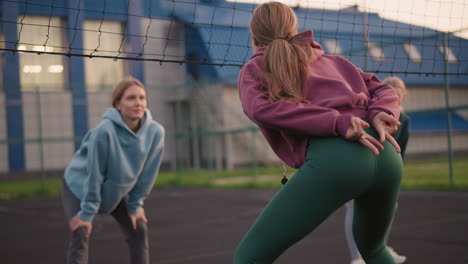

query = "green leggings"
[{"left": 234, "top": 131, "right": 402, "bottom": 264}]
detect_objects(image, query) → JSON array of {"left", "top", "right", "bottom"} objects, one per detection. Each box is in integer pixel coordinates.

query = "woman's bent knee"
[
  {"left": 67, "top": 227, "right": 89, "bottom": 264},
  {"left": 127, "top": 220, "right": 149, "bottom": 249},
  {"left": 71, "top": 227, "right": 89, "bottom": 244}
]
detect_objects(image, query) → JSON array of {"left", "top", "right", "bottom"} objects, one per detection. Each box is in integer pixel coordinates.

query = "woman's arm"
[
  {"left": 77, "top": 129, "right": 109, "bottom": 222},
  {"left": 358, "top": 70, "right": 401, "bottom": 152},
  {"left": 126, "top": 125, "right": 165, "bottom": 217},
  {"left": 359, "top": 70, "right": 400, "bottom": 123},
  {"left": 238, "top": 62, "right": 352, "bottom": 137}
]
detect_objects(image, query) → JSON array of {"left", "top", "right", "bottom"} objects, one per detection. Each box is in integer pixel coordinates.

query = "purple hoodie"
[{"left": 238, "top": 30, "right": 400, "bottom": 168}]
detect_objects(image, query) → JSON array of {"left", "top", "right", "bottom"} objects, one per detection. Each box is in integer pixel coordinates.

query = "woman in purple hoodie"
[{"left": 234, "top": 2, "right": 402, "bottom": 264}]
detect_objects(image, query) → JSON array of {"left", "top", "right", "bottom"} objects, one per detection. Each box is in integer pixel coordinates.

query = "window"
[
  {"left": 367, "top": 42, "right": 385, "bottom": 62},
  {"left": 438, "top": 45, "right": 457, "bottom": 64},
  {"left": 17, "top": 16, "right": 66, "bottom": 91},
  {"left": 83, "top": 20, "right": 124, "bottom": 91},
  {"left": 323, "top": 39, "right": 342, "bottom": 55},
  {"left": 403, "top": 43, "right": 422, "bottom": 63}
]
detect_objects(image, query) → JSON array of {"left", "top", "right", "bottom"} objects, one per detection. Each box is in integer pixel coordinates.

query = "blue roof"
[
  {"left": 171, "top": 1, "right": 468, "bottom": 86},
  {"left": 4, "top": 0, "right": 467, "bottom": 85},
  {"left": 4, "top": 0, "right": 467, "bottom": 135},
  {"left": 184, "top": 23, "right": 250, "bottom": 83}
]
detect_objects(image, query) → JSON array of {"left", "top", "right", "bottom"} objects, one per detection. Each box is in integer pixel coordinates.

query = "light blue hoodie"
[{"left": 64, "top": 108, "right": 165, "bottom": 222}]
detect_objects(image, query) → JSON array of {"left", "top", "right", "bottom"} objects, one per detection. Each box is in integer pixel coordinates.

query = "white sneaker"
[
  {"left": 387, "top": 246, "right": 407, "bottom": 264},
  {"left": 350, "top": 258, "right": 365, "bottom": 264}
]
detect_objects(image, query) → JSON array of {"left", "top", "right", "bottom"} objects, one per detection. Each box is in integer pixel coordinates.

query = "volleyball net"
[{"left": 0, "top": 0, "right": 467, "bottom": 75}]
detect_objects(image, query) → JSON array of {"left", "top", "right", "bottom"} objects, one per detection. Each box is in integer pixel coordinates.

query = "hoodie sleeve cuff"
[
  {"left": 78, "top": 211, "right": 95, "bottom": 222},
  {"left": 126, "top": 204, "right": 141, "bottom": 216},
  {"left": 336, "top": 114, "right": 353, "bottom": 137}
]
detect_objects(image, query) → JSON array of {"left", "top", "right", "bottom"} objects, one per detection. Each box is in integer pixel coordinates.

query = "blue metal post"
[
  {"left": 126, "top": 0, "right": 145, "bottom": 82},
  {"left": 67, "top": 0, "right": 88, "bottom": 149},
  {"left": 3, "top": 1, "right": 25, "bottom": 171}
]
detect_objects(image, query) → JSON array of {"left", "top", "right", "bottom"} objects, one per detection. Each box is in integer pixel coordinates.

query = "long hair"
[
  {"left": 382, "top": 76, "right": 407, "bottom": 103},
  {"left": 112, "top": 76, "right": 145, "bottom": 108},
  {"left": 250, "top": 2, "right": 312, "bottom": 103}
]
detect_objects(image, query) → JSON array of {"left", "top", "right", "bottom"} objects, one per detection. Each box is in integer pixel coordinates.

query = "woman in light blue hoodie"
[{"left": 62, "top": 77, "right": 164, "bottom": 264}]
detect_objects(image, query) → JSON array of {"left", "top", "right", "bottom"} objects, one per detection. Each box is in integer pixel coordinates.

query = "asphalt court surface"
[{"left": 1, "top": 188, "right": 467, "bottom": 263}]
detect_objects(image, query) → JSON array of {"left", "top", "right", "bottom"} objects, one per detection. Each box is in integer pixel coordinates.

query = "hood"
[
  {"left": 102, "top": 108, "right": 153, "bottom": 137},
  {"left": 251, "top": 30, "right": 324, "bottom": 62}
]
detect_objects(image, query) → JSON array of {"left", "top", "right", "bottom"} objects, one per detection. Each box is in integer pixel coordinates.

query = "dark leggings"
[
  {"left": 234, "top": 130, "right": 402, "bottom": 264},
  {"left": 61, "top": 182, "right": 149, "bottom": 264}
]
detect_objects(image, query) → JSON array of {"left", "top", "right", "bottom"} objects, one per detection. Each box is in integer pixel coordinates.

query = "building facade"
[{"left": 1, "top": 0, "right": 467, "bottom": 173}]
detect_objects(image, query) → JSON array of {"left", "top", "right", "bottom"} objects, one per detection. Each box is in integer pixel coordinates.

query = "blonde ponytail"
[{"left": 250, "top": 2, "right": 312, "bottom": 103}]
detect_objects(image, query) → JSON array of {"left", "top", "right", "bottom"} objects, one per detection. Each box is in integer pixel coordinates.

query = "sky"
[{"left": 228, "top": 0, "right": 468, "bottom": 39}]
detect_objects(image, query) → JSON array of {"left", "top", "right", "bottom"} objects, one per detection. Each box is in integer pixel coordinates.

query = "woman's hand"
[
  {"left": 345, "top": 117, "right": 384, "bottom": 155},
  {"left": 345, "top": 117, "right": 369, "bottom": 141},
  {"left": 69, "top": 215, "right": 92, "bottom": 237},
  {"left": 129, "top": 208, "right": 148, "bottom": 230},
  {"left": 372, "top": 112, "right": 401, "bottom": 153}
]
